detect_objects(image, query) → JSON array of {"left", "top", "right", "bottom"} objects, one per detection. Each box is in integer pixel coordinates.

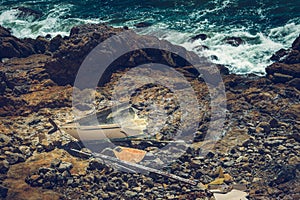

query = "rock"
[
  {"left": 57, "top": 161, "right": 73, "bottom": 172},
  {"left": 0, "top": 26, "right": 11, "bottom": 37},
  {"left": 271, "top": 165, "right": 297, "bottom": 185},
  {"left": 88, "top": 158, "right": 106, "bottom": 171},
  {"left": 292, "top": 35, "right": 300, "bottom": 51},
  {"left": 288, "top": 78, "right": 300, "bottom": 90},
  {"left": 223, "top": 36, "right": 245, "bottom": 47},
  {"left": 0, "top": 34, "right": 36, "bottom": 59},
  {"left": 256, "top": 122, "right": 271, "bottom": 134},
  {"left": 190, "top": 34, "right": 208, "bottom": 42},
  {"left": 125, "top": 190, "right": 138, "bottom": 198},
  {"left": 0, "top": 160, "right": 9, "bottom": 174},
  {"left": 0, "top": 134, "right": 11, "bottom": 147},
  {"left": 50, "top": 158, "right": 62, "bottom": 168},
  {"left": 269, "top": 118, "right": 279, "bottom": 128},
  {"left": 0, "top": 185, "right": 8, "bottom": 198},
  {"left": 49, "top": 35, "right": 63, "bottom": 52},
  {"left": 16, "top": 7, "right": 43, "bottom": 19},
  {"left": 134, "top": 22, "right": 152, "bottom": 28},
  {"left": 270, "top": 48, "right": 289, "bottom": 62},
  {"left": 288, "top": 156, "right": 300, "bottom": 165},
  {"left": 271, "top": 73, "right": 294, "bottom": 83},
  {"left": 5, "top": 152, "right": 26, "bottom": 165},
  {"left": 18, "top": 145, "right": 32, "bottom": 157},
  {"left": 223, "top": 160, "right": 234, "bottom": 167}
]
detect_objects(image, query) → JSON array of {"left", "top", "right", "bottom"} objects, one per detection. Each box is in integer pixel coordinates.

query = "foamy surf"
[{"left": 0, "top": 0, "right": 299, "bottom": 75}]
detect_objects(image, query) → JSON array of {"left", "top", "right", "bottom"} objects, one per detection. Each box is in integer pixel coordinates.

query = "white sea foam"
[
  {"left": 0, "top": 4, "right": 101, "bottom": 38},
  {"left": 136, "top": 21, "right": 299, "bottom": 75}
]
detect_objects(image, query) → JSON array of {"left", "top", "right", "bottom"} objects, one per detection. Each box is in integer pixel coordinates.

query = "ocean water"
[{"left": 0, "top": 0, "right": 299, "bottom": 75}]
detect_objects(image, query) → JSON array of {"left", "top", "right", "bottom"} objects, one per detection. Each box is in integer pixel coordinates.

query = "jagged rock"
[
  {"left": 270, "top": 48, "right": 289, "bottom": 62},
  {"left": 16, "top": 7, "right": 43, "bottom": 20},
  {"left": 223, "top": 36, "right": 245, "bottom": 47},
  {"left": 292, "top": 35, "right": 300, "bottom": 51},
  {"left": 190, "top": 33, "right": 208, "bottom": 42}
]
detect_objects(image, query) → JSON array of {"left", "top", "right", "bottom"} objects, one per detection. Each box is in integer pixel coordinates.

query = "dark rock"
[
  {"left": 272, "top": 73, "right": 293, "bottom": 83},
  {"left": 0, "top": 185, "right": 8, "bottom": 198},
  {"left": 88, "top": 158, "right": 106, "bottom": 170},
  {"left": 16, "top": 7, "right": 43, "bottom": 20},
  {"left": 223, "top": 36, "right": 245, "bottom": 47},
  {"left": 292, "top": 35, "right": 300, "bottom": 51},
  {"left": 270, "top": 48, "right": 289, "bottom": 62},
  {"left": 217, "top": 64, "right": 230, "bottom": 75},
  {"left": 288, "top": 78, "right": 300, "bottom": 90},
  {"left": 0, "top": 35, "right": 36, "bottom": 59},
  {"left": 281, "top": 50, "right": 300, "bottom": 64},
  {"left": 271, "top": 165, "right": 297, "bottom": 185},
  {"left": 50, "top": 158, "right": 62, "bottom": 168},
  {"left": 33, "top": 36, "right": 49, "bottom": 54},
  {"left": 134, "top": 22, "right": 152, "bottom": 28},
  {"left": 49, "top": 35, "right": 63, "bottom": 52},
  {"left": 5, "top": 152, "right": 26, "bottom": 164},
  {"left": 0, "top": 160, "right": 9, "bottom": 174},
  {"left": 57, "top": 161, "right": 73, "bottom": 172},
  {"left": 190, "top": 34, "right": 208, "bottom": 42},
  {"left": 266, "top": 63, "right": 300, "bottom": 79},
  {"left": 0, "top": 26, "right": 11, "bottom": 37}
]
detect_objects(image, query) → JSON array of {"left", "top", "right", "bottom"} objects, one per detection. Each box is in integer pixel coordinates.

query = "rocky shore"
[{"left": 0, "top": 24, "right": 299, "bottom": 199}]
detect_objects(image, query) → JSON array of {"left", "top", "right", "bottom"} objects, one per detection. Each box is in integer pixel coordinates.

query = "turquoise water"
[{"left": 0, "top": 0, "right": 300, "bottom": 74}]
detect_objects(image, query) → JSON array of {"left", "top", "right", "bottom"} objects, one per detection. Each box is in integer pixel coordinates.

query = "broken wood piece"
[{"left": 70, "top": 148, "right": 198, "bottom": 186}]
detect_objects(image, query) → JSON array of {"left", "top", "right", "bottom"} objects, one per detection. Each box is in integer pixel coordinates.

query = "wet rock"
[
  {"left": 270, "top": 48, "right": 289, "bottom": 62},
  {"left": 134, "top": 22, "right": 152, "bottom": 28},
  {"left": 223, "top": 36, "right": 245, "bottom": 47},
  {"left": 0, "top": 26, "right": 11, "bottom": 37},
  {"left": 292, "top": 34, "right": 300, "bottom": 51},
  {"left": 190, "top": 33, "right": 208, "bottom": 42},
  {"left": 16, "top": 7, "right": 43, "bottom": 19}
]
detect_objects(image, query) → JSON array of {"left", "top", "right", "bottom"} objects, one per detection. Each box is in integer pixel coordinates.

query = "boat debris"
[{"left": 70, "top": 148, "right": 198, "bottom": 186}]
